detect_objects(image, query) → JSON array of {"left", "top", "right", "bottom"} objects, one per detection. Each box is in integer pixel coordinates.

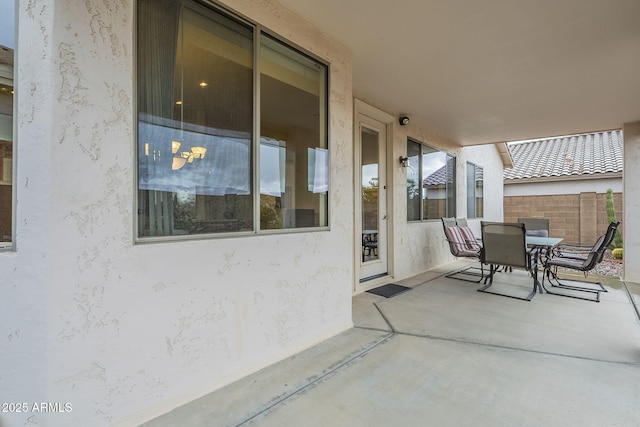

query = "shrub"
[
  {"left": 612, "top": 248, "right": 623, "bottom": 260},
  {"left": 606, "top": 189, "right": 623, "bottom": 248}
]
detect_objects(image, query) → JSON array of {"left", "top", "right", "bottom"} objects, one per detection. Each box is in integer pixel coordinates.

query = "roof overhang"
[
  {"left": 278, "top": 0, "right": 640, "bottom": 145},
  {"left": 495, "top": 143, "right": 513, "bottom": 168}
]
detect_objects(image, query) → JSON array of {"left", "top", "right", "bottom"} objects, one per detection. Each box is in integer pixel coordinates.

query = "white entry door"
[{"left": 358, "top": 114, "right": 388, "bottom": 281}]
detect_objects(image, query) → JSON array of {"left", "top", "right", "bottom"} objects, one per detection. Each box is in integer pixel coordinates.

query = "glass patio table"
[{"left": 526, "top": 236, "right": 563, "bottom": 293}]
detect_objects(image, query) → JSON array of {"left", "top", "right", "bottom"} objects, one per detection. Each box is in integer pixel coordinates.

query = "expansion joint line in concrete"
[
  {"left": 235, "top": 332, "right": 394, "bottom": 427},
  {"left": 368, "top": 296, "right": 640, "bottom": 368},
  {"left": 392, "top": 330, "right": 640, "bottom": 367},
  {"left": 373, "top": 301, "right": 397, "bottom": 332},
  {"left": 622, "top": 281, "right": 640, "bottom": 323}
]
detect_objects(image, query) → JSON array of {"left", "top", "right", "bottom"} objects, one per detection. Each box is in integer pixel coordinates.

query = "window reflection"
[
  {"left": 0, "top": 5, "right": 14, "bottom": 244},
  {"left": 137, "top": 2, "right": 254, "bottom": 236},
  {"left": 467, "top": 162, "right": 483, "bottom": 218},
  {"left": 406, "top": 139, "right": 421, "bottom": 221},
  {"left": 137, "top": 1, "right": 329, "bottom": 238},
  {"left": 406, "top": 138, "right": 456, "bottom": 221},
  {"left": 259, "top": 34, "right": 328, "bottom": 230}
]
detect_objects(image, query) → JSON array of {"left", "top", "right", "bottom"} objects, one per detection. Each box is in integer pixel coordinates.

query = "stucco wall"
[
  {"left": 0, "top": 1, "right": 353, "bottom": 426},
  {"left": 623, "top": 121, "right": 640, "bottom": 282},
  {"left": 390, "top": 127, "right": 505, "bottom": 279}
]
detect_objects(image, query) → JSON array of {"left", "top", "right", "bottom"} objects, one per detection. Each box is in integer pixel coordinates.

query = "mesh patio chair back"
[
  {"left": 597, "top": 221, "right": 621, "bottom": 262},
  {"left": 478, "top": 222, "right": 537, "bottom": 301},
  {"left": 442, "top": 217, "right": 457, "bottom": 228},
  {"left": 481, "top": 222, "right": 530, "bottom": 270},
  {"left": 456, "top": 218, "right": 468, "bottom": 227},
  {"left": 547, "top": 222, "right": 618, "bottom": 272},
  {"left": 518, "top": 217, "right": 550, "bottom": 237}
]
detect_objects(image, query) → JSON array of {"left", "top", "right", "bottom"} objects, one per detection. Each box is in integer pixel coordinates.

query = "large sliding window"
[
  {"left": 466, "top": 162, "right": 483, "bottom": 218},
  {"left": 406, "top": 138, "right": 456, "bottom": 221},
  {"left": 136, "top": 0, "right": 328, "bottom": 239},
  {"left": 0, "top": 0, "right": 14, "bottom": 248},
  {"left": 259, "top": 34, "right": 328, "bottom": 229}
]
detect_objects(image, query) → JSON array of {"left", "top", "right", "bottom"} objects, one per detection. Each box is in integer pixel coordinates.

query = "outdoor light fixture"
[
  {"left": 399, "top": 115, "right": 410, "bottom": 126},
  {"left": 399, "top": 156, "right": 409, "bottom": 167}
]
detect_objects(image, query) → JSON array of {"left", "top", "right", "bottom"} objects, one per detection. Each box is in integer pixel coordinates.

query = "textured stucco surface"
[
  {"left": 391, "top": 134, "right": 504, "bottom": 279},
  {"left": 0, "top": 1, "right": 353, "bottom": 426},
  {"left": 623, "top": 121, "right": 640, "bottom": 282},
  {"left": 0, "top": 0, "right": 507, "bottom": 426}
]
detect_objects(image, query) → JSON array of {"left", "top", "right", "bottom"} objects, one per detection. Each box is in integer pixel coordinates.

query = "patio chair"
[
  {"left": 518, "top": 217, "right": 550, "bottom": 237},
  {"left": 362, "top": 232, "right": 378, "bottom": 262},
  {"left": 441, "top": 218, "right": 484, "bottom": 282},
  {"left": 517, "top": 217, "right": 551, "bottom": 265},
  {"left": 478, "top": 221, "right": 538, "bottom": 301},
  {"left": 541, "top": 222, "right": 620, "bottom": 299},
  {"left": 552, "top": 221, "right": 619, "bottom": 264}
]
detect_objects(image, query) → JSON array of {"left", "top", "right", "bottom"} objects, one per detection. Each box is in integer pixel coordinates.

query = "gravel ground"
[{"left": 592, "top": 250, "right": 623, "bottom": 277}]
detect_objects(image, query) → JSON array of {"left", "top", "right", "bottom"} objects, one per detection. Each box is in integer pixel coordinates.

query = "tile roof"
[
  {"left": 424, "top": 165, "right": 447, "bottom": 186},
  {"left": 503, "top": 130, "right": 623, "bottom": 181},
  {"left": 424, "top": 164, "right": 483, "bottom": 186}
]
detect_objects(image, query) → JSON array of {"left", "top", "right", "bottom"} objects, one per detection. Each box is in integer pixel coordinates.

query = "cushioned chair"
[
  {"left": 441, "top": 218, "right": 484, "bottom": 282},
  {"left": 518, "top": 217, "right": 550, "bottom": 237},
  {"left": 541, "top": 222, "right": 620, "bottom": 300},
  {"left": 478, "top": 221, "right": 538, "bottom": 301}
]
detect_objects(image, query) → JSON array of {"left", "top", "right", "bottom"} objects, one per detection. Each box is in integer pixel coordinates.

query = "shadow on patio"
[{"left": 143, "top": 261, "right": 640, "bottom": 427}]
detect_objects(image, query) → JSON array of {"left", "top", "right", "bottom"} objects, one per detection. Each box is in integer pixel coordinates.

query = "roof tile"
[{"left": 504, "top": 130, "right": 623, "bottom": 181}]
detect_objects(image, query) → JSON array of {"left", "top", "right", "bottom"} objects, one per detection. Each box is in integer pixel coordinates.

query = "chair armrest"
[{"left": 552, "top": 244, "right": 592, "bottom": 259}]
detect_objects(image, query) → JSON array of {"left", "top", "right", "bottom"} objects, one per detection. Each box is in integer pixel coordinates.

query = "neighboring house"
[
  {"left": 0, "top": 2, "right": 507, "bottom": 426},
  {"left": 503, "top": 130, "right": 623, "bottom": 245}
]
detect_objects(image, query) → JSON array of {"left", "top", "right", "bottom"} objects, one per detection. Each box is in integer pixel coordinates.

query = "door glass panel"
[{"left": 361, "top": 126, "right": 379, "bottom": 262}]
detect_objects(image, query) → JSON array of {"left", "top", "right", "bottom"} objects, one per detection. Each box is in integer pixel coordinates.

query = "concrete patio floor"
[{"left": 143, "top": 261, "right": 640, "bottom": 427}]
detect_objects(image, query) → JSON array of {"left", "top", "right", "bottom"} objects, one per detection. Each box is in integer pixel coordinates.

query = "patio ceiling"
[{"left": 278, "top": 0, "right": 640, "bottom": 145}]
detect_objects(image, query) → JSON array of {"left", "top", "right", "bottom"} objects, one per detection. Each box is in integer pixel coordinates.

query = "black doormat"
[{"left": 366, "top": 283, "right": 411, "bottom": 298}]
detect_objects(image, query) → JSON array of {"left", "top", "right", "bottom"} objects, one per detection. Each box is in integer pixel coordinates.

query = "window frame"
[
  {"left": 406, "top": 138, "right": 456, "bottom": 222},
  {"left": 134, "top": 0, "right": 330, "bottom": 243},
  {"left": 466, "top": 161, "right": 483, "bottom": 219},
  {"left": 0, "top": 0, "right": 16, "bottom": 251}
]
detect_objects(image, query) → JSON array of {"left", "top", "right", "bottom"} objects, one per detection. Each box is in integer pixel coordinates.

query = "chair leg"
[
  {"left": 446, "top": 261, "right": 485, "bottom": 283},
  {"left": 546, "top": 266, "right": 607, "bottom": 293},
  {"left": 540, "top": 267, "right": 601, "bottom": 302},
  {"left": 477, "top": 264, "right": 536, "bottom": 301}
]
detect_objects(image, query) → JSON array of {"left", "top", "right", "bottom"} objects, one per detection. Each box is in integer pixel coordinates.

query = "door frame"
[{"left": 353, "top": 99, "right": 396, "bottom": 293}]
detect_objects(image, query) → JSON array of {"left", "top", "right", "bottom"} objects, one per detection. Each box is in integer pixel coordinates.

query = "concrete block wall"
[{"left": 504, "top": 192, "right": 622, "bottom": 245}]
